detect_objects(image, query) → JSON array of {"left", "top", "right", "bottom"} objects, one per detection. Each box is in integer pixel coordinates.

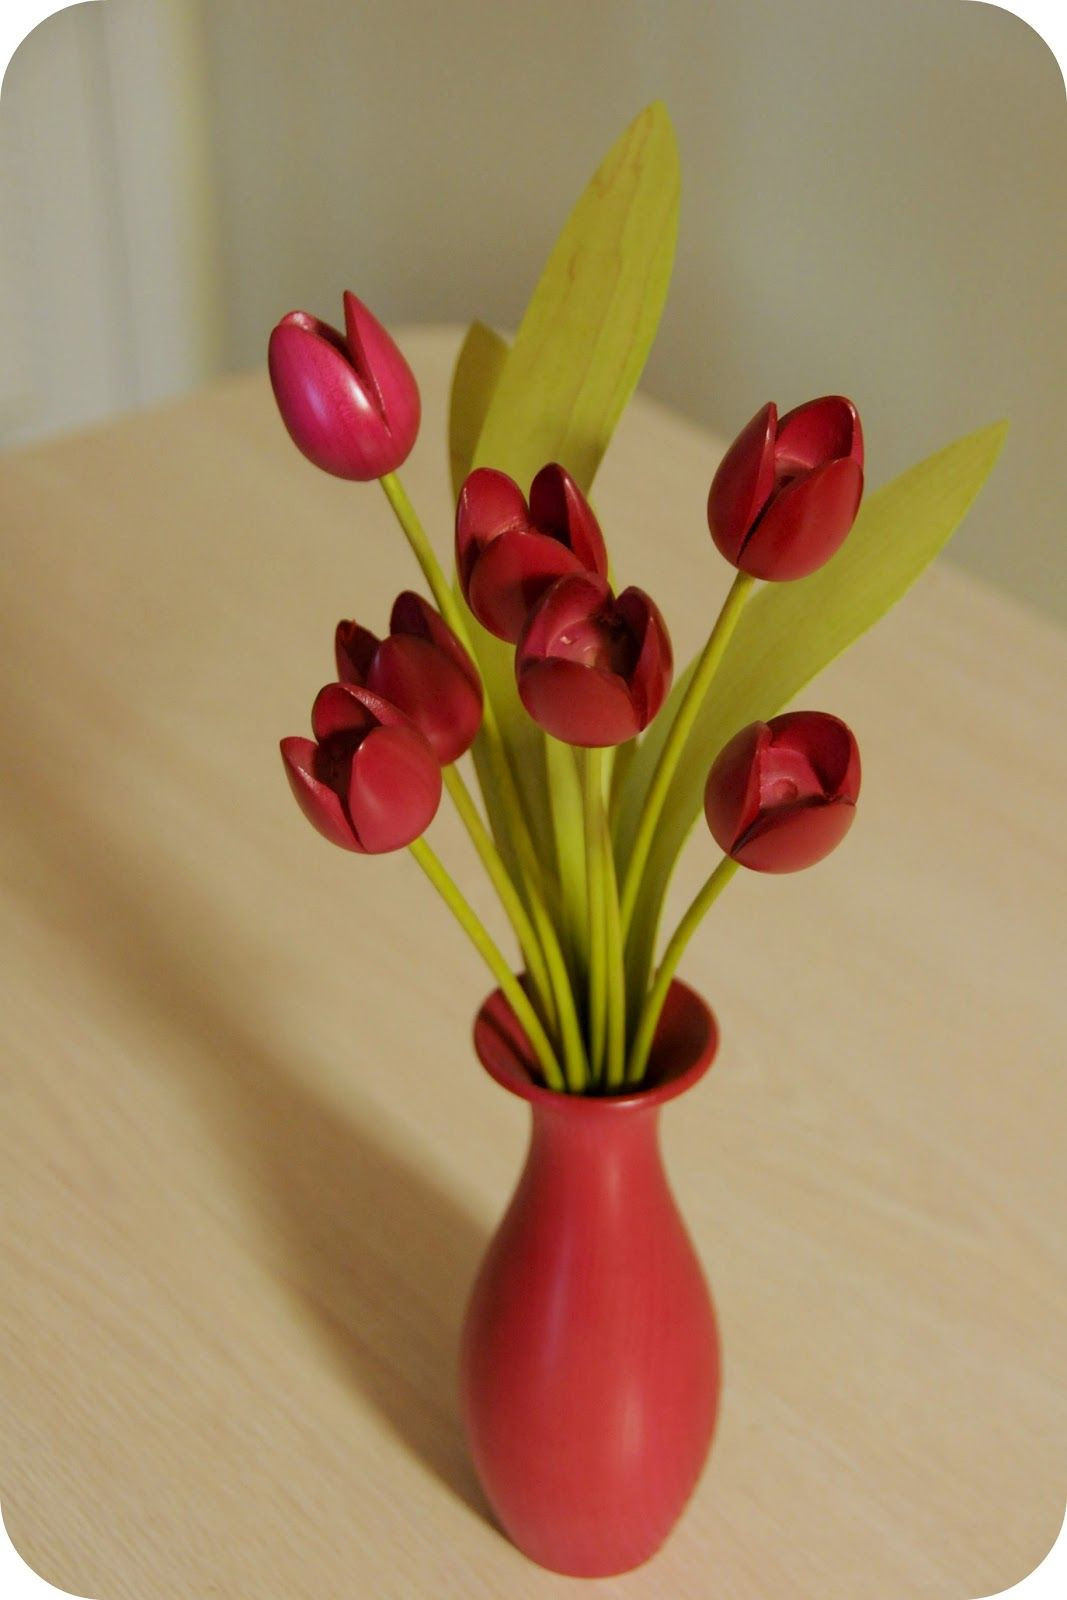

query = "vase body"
[{"left": 461, "top": 979, "right": 720, "bottom": 1578}]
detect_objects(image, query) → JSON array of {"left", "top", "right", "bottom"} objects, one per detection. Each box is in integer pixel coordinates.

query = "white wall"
[
  {"left": 0, "top": 0, "right": 221, "bottom": 441},
  {"left": 3, "top": 0, "right": 1065, "bottom": 622}
]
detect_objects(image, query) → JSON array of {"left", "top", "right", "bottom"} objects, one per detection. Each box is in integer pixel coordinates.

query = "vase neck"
[{"left": 524, "top": 1101, "right": 667, "bottom": 1212}]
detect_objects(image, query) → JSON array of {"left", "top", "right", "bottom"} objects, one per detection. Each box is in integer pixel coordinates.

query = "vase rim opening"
[{"left": 473, "top": 977, "right": 718, "bottom": 1111}]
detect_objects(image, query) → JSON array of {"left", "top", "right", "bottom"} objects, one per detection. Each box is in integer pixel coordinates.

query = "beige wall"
[{"left": 5, "top": 1, "right": 1065, "bottom": 621}]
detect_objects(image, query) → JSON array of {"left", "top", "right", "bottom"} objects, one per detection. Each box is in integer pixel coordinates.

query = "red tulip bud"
[
  {"left": 335, "top": 592, "right": 483, "bottom": 764},
  {"left": 515, "top": 573, "right": 672, "bottom": 748},
  {"left": 707, "top": 397, "right": 864, "bottom": 580},
  {"left": 704, "top": 711, "right": 860, "bottom": 872},
  {"left": 268, "top": 291, "right": 420, "bottom": 480},
  {"left": 281, "top": 683, "right": 441, "bottom": 853},
  {"left": 455, "top": 463, "right": 609, "bottom": 641}
]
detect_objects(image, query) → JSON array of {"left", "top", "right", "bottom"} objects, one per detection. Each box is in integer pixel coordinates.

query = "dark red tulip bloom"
[
  {"left": 268, "top": 291, "right": 420, "bottom": 480},
  {"left": 335, "top": 592, "right": 483, "bottom": 765},
  {"left": 704, "top": 710, "right": 861, "bottom": 873},
  {"left": 707, "top": 396, "right": 864, "bottom": 581},
  {"left": 281, "top": 683, "right": 441, "bottom": 853},
  {"left": 515, "top": 573, "right": 672, "bottom": 747},
  {"left": 455, "top": 463, "right": 609, "bottom": 642}
]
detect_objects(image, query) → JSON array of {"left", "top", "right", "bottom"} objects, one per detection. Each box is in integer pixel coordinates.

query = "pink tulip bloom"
[
  {"left": 335, "top": 592, "right": 483, "bottom": 765},
  {"left": 707, "top": 397, "right": 864, "bottom": 580},
  {"left": 456, "top": 463, "right": 608, "bottom": 642},
  {"left": 268, "top": 291, "right": 420, "bottom": 480},
  {"left": 704, "top": 710, "right": 861, "bottom": 872},
  {"left": 281, "top": 683, "right": 441, "bottom": 853},
  {"left": 515, "top": 573, "right": 672, "bottom": 747}
]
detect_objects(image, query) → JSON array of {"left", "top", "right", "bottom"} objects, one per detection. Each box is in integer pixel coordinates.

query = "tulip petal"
[
  {"left": 528, "top": 463, "right": 609, "bottom": 576},
  {"left": 311, "top": 681, "right": 407, "bottom": 742},
  {"left": 615, "top": 586, "right": 673, "bottom": 727},
  {"left": 347, "top": 724, "right": 442, "bottom": 852},
  {"left": 467, "top": 530, "right": 588, "bottom": 642},
  {"left": 777, "top": 395, "right": 863, "bottom": 472},
  {"left": 733, "top": 797, "right": 856, "bottom": 873},
  {"left": 455, "top": 467, "right": 530, "bottom": 589},
  {"left": 278, "top": 308, "right": 348, "bottom": 357},
  {"left": 516, "top": 571, "right": 610, "bottom": 657},
  {"left": 707, "top": 402, "right": 778, "bottom": 564},
  {"left": 704, "top": 722, "right": 769, "bottom": 856},
  {"left": 342, "top": 290, "right": 421, "bottom": 458},
  {"left": 389, "top": 591, "right": 482, "bottom": 696},
  {"left": 280, "top": 736, "right": 360, "bottom": 850},
  {"left": 739, "top": 457, "right": 864, "bottom": 581},
  {"left": 517, "top": 657, "right": 640, "bottom": 746},
  {"left": 335, "top": 620, "right": 380, "bottom": 684},
  {"left": 368, "top": 634, "right": 483, "bottom": 764},
  {"left": 768, "top": 710, "right": 861, "bottom": 801}
]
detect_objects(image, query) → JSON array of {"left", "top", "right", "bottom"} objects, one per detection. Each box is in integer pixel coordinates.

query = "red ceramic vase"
[{"left": 462, "top": 979, "right": 721, "bottom": 1577}]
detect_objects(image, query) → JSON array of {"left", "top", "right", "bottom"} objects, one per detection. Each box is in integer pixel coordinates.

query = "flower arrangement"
[
  {"left": 266, "top": 103, "right": 1004, "bottom": 1575},
  {"left": 270, "top": 106, "right": 1002, "bottom": 1097}
]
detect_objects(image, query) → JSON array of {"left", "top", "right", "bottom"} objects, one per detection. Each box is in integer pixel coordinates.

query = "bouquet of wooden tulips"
[{"left": 270, "top": 105, "right": 1003, "bottom": 1096}]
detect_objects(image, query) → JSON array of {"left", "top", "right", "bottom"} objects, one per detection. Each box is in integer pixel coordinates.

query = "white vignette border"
[{"left": 0, "top": 0, "right": 1063, "bottom": 1595}]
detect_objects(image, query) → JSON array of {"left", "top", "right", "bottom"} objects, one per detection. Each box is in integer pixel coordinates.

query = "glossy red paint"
[
  {"left": 462, "top": 979, "right": 720, "bottom": 1577},
  {"left": 515, "top": 572, "right": 673, "bottom": 747},
  {"left": 705, "top": 709, "right": 861, "bottom": 872},
  {"left": 455, "top": 462, "right": 609, "bottom": 642},
  {"left": 335, "top": 592, "right": 483, "bottom": 765},
  {"left": 707, "top": 395, "right": 864, "bottom": 580},
  {"left": 268, "top": 291, "right": 420, "bottom": 480}
]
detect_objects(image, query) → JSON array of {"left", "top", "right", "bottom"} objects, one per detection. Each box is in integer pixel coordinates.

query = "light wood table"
[{"left": 2, "top": 330, "right": 1065, "bottom": 1600}]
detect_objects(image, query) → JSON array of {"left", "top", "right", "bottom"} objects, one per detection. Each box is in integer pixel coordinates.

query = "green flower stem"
[
  {"left": 609, "top": 738, "right": 634, "bottom": 821},
  {"left": 442, "top": 764, "right": 555, "bottom": 1029},
  {"left": 442, "top": 765, "right": 587, "bottom": 1092},
  {"left": 600, "top": 798, "right": 627, "bottom": 1090},
  {"left": 409, "top": 837, "right": 565, "bottom": 1092},
  {"left": 378, "top": 471, "right": 533, "bottom": 879},
  {"left": 626, "top": 854, "right": 739, "bottom": 1085},
  {"left": 513, "top": 826, "right": 589, "bottom": 1093},
  {"left": 379, "top": 472, "right": 470, "bottom": 639},
  {"left": 483, "top": 735, "right": 588, "bottom": 1092},
  {"left": 377, "top": 472, "right": 585, "bottom": 1088},
  {"left": 545, "top": 736, "right": 589, "bottom": 971},
  {"left": 379, "top": 471, "right": 537, "bottom": 858},
  {"left": 619, "top": 571, "right": 756, "bottom": 943},
  {"left": 583, "top": 748, "right": 608, "bottom": 1082}
]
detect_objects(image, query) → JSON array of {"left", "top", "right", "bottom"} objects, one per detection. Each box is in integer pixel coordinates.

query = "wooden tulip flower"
[
  {"left": 268, "top": 291, "right": 420, "bottom": 480},
  {"left": 335, "top": 592, "right": 483, "bottom": 765},
  {"left": 628, "top": 711, "right": 861, "bottom": 1085},
  {"left": 704, "top": 710, "right": 861, "bottom": 873},
  {"left": 707, "top": 396, "right": 864, "bottom": 580},
  {"left": 515, "top": 573, "right": 673, "bottom": 747},
  {"left": 455, "top": 463, "right": 609, "bottom": 642},
  {"left": 280, "top": 682, "right": 441, "bottom": 853},
  {"left": 619, "top": 401, "right": 862, "bottom": 931}
]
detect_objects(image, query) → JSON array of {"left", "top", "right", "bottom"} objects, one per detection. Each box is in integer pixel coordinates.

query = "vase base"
[{"left": 511, "top": 1546, "right": 662, "bottom": 1580}]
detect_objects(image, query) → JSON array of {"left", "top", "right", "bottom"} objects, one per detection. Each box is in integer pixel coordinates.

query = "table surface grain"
[{"left": 2, "top": 329, "right": 1065, "bottom": 1600}]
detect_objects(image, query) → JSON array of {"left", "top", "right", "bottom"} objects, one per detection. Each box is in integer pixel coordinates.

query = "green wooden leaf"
[
  {"left": 471, "top": 101, "right": 680, "bottom": 491},
  {"left": 446, "top": 322, "right": 535, "bottom": 865},
  {"left": 449, "top": 334, "right": 553, "bottom": 866},
  {"left": 448, "top": 321, "right": 509, "bottom": 501},
  {"left": 454, "top": 103, "right": 680, "bottom": 880},
  {"left": 617, "top": 420, "right": 1008, "bottom": 982},
  {"left": 465, "top": 605, "right": 557, "bottom": 870}
]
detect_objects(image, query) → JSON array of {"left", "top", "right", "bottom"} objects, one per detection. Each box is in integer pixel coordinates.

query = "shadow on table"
[{"left": 2, "top": 726, "right": 491, "bottom": 1525}]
